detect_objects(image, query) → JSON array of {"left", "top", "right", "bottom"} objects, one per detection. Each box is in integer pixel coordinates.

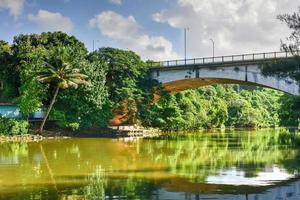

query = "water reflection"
[
  {"left": 0, "top": 129, "right": 299, "bottom": 199},
  {"left": 207, "top": 166, "right": 294, "bottom": 186},
  {"left": 0, "top": 142, "right": 28, "bottom": 165},
  {"left": 83, "top": 166, "right": 106, "bottom": 200}
]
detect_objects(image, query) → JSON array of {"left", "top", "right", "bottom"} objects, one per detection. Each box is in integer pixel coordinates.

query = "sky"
[{"left": 0, "top": 0, "right": 298, "bottom": 61}]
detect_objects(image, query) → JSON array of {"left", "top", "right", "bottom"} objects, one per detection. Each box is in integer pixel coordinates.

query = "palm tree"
[{"left": 37, "top": 47, "right": 89, "bottom": 133}]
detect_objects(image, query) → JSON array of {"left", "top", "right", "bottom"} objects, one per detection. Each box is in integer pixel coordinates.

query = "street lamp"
[
  {"left": 209, "top": 38, "right": 215, "bottom": 58},
  {"left": 184, "top": 28, "right": 189, "bottom": 64},
  {"left": 92, "top": 40, "right": 100, "bottom": 52}
]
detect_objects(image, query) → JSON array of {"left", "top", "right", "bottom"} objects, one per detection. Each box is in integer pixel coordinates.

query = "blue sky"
[{"left": 0, "top": 0, "right": 298, "bottom": 60}]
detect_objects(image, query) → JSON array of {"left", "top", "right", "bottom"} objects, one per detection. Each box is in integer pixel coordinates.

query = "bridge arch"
[
  {"left": 150, "top": 52, "right": 300, "bottom": 96},
  {"left": 162, "top": 77, "right": 297, "bottom": 95}
]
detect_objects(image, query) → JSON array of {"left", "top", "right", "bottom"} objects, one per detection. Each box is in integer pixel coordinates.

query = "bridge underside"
[{"left": 163, "top": 78, "right": 294, "bottom": 94}]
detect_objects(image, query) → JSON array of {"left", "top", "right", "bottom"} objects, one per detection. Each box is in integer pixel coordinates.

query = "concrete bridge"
[{"left": 150, "top": 51, "right": 300, "bottom": 95}]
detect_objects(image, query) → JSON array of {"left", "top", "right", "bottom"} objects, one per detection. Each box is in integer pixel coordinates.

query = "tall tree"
[
  {"left": 90, "top": 47, "right": 147, "bottom": 103},
  {"left": 12, "top": 32, "right": 109, "bottom": 130},
  {"left": 37, "top": 47, "right": 88, "bottom": 133},
  {"left": 89, "top": 48, "right": 148, "bottom": 125}
]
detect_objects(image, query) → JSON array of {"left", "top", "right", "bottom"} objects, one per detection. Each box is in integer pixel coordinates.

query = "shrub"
[
  {"left": 0, "top": 117, "right": 29, "bottom": 136},
  {"left": 51, "top": 110, "right": 80, "bottom": 131},
  {"left": 66, "top": 123, "right": 80, "bottom": 131}
]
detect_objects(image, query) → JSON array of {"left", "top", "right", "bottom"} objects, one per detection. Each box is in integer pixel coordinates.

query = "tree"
[
  {"left": 261, "top": 8, "right": 300, "bottom": 83},
  {"left": 90, "top": 47, "right": 147, "bottom": 103},
  {"left": 56, "top": 55, "right": 110, "bottom": 129},
  {"left": 140, "top": 85, "right": 284, "bottom": 130},
  {"left": 13, "top": 32, "right": 89, "bottom": 115},
  {"left": 260, "top": 8, "right": 300, "bottom": 127},
  {"left": 278, "top": 94, "right": 300, "bottom": 126},
  {"left": 37, "top": 47, "right": 88, "bottom": 133},
  {"left": 278, "top": 7, "right": 300, "bottom": 52},
  {"left": 0, "top": 40, "right": 19, "bottom": 100},
  {"left": 12, "top": 32, "right": 109, "bottom": 131},
  {"left": 90, "top": 48, "right": 148, "bottom": 125}
]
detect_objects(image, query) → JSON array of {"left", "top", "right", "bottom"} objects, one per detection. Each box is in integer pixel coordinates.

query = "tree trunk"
[{"left": 38, "top": 86, "right": 60, "bottom": 133}]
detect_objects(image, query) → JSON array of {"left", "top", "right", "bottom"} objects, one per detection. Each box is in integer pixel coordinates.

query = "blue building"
[
  {"left": 0, "top": 78, "right": 45, "bottom": 120},
  {"left": 0, "top": 104, "right": 22, "bottom": 118},
  {"left": 0, "top": 104, "right": 45, "bottom": 120}
]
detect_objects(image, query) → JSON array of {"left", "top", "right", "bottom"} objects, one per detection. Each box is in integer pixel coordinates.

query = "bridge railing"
[{"left": 149, "top": 51, "right": 299, "bottom": 68}]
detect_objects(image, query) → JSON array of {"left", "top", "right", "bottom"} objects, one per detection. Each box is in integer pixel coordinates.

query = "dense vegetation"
[
  {"left": 0, "top": 8, "right": 299, "bottom": 133},
  {"left": 0, "top": 32, "right": 299, "bottom": 133},
  {"left": 140, "top": 86, "right": 287, "bottom": 130},
  {"left": 0, "top": 117, "right": 28, "bottom": 136}
]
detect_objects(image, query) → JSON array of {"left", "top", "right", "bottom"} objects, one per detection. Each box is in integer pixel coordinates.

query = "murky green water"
[{"left": 0, "top": 129, "right": 300, "bottom": 200}]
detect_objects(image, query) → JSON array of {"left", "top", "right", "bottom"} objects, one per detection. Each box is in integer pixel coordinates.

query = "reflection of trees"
[
  {"left": 0, "top": 142, "right": 28, "bottom": 164},
  {"left": 105, "top": 177, "right": 159, "bottom": 200},
  {"left": 142, "top": 129, "right": 300, "bottom": 182},
  {"left": 1, "top": 130, "right": 300, "bottom": 199},
  {"left": 83, "top": 166, "right": 106, "bottom": 200},
  {"left": 81, "top": 167, "right": 158, "bottom": 200}
]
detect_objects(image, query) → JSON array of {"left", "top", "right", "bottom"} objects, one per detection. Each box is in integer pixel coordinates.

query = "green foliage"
[
  {"left": 13, "top": 32, "right": 89, "bottom": 115},
  {"left": 89, "top": 48, "right": 155, "bottom": 125},
  {"left": 278, "top": 94, "right": 300, "bottom": 126},
  {"left": 90, "top": 47, "right": 147, "bottom": 104},
  {"left": 261, "top": 56, "right": 300, "bottom": 83},
  {"left": 35, "top": 46, "right": 89, "bottom": 132},
  {"left": 225, "top": 89, "right": 281, "bottom": 128},
  {"left": 0, "top": 117, "right": 29, "bottom": 136},
  {"left": 1, "top": 31, "right": 299, "bottom": 132},
  {"left": 140, "top": 86, "right": 284, "bottom": 130},
  {"left": 57, "top": 54, "right": 111, "bottom": 129},
  {"left": 37, "top": 47, "right": 89, "bottom": 89},
  {"left": 140, "top": 94, "right": 185, "bottom": 130},
  {"left": 0, "top": 40, "right": 19, "bottom": 100},
  {"left": 145, "top": 130, "right": 300, "bottom": 181},
  {"left": 67, "top": 123, "right": 80, "bottom": 131},
  {"left": 11, "top": 32, "right": 109, "bottom": 130},
  {"left": 84, "top": 166, "right": 106, "bottom": 200},
  {"left": 19, "top": 79, "right": 48, "bottom": 115}
]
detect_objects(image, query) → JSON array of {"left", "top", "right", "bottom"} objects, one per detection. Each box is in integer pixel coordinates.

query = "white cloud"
[
  {"left": 153, "top": 0, "right": 299, "bottom": 58},
  {"left": 89, "top": 11, "right": 179, "bottom": 60},
  {"left": 109, "top": 0, "right": 122, "bottom": 6},
  {"left": 0, "top": 0, "right": 25, "bottom": 18},
  {"left": 28, "top": 9, "right": 74, "bottom": 33}
]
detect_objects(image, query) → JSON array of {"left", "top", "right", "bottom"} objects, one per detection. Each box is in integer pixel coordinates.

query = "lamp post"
[
  {"left": 210, "top": 38, "right": 215, "bottom": 59},
  {"left": 92, "top": 40, "right": 100, "bottom": 52},
  {"left": 184, "top": 28, "right": 189, "bottom": 64}
]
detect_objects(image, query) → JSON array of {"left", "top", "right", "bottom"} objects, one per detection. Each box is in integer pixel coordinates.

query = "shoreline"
[
  {"left": 0, "top": 126, "right": 298, "bottom": 142},
  {"left": 0, "top": 134, "right": 71, "bottom": 142},
  {"left": 0, "top": 126, "right": 162, "bottom": 142}
]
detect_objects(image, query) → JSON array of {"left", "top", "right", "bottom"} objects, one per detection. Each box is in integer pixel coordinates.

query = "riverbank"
[
  {"left": 0, "top": 126, "right": 298, "bottom": 142},
  {"left": 0, "top": 134, "right": 70, "bottom": 142},
  {"left": 1, "top": 128, "right": 300, "bottom": 200},
  {"left": 0, "top": 125, "right": 161, "bottom": 142}
]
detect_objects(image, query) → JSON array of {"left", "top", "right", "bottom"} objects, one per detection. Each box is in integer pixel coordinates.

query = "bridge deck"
[{"left": 149, "top": 51, "right": 298, "bottom": 68}]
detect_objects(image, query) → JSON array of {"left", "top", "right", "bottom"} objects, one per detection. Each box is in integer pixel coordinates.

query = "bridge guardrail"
[{"left": 149, "top": 51, "right": 299, "bottom": 68}]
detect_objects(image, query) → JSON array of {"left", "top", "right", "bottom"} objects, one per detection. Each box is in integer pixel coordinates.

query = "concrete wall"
[
  {"left": 151, "top": 64, "right": 300, "bottom": 95},
  {"left": 158, "top": 179, "right": 300, "bottom": 200}
]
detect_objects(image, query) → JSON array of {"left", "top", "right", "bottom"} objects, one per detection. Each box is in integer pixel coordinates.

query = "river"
[{"left": 0, "top": 129, "right": 300, "bottom": 200}]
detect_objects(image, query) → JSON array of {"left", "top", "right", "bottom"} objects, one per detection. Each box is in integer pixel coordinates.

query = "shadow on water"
[{"left": 0, "top": 128, "right": 300, "bottom": 199}]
